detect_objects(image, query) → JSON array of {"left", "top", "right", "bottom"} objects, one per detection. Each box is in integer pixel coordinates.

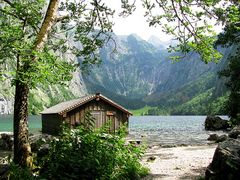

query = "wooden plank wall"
[{"left": 65, "top": 99, "right": 129, "bottom": 132}]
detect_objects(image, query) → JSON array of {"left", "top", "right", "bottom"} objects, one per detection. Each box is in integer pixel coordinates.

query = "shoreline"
[
  {"left": 1, "top": 135, "right": 217, "bottom": 179},
  {"left": 141, "top": 144, "right": 217, "bottom": 180}
]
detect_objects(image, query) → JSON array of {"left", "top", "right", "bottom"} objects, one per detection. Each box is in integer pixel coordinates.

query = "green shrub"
[
  {"left": 7, "top": 163, "right": 35, "bottom": 180},
  {"left": 37, "top": 123, "right": 149, "bottom": 179}
]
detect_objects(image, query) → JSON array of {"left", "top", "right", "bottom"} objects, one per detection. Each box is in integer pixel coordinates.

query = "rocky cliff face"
[
  {"left": 83, "top": 34, "right": 226, "bottom": 101},
  {"left": 83, "top": 34, "right": 168, "bottom": 98}
]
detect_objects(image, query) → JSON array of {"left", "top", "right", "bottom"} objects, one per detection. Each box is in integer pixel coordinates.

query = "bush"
[
  {"left": 7, "top": 163, "right": 35, "bottom": 180},
  {"left": 37, "top": 123, "right": 149, "bottom": 179}
]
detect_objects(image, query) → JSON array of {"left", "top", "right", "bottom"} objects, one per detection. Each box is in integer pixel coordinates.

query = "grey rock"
[
  {"left": 205, "top": 138, "right": 240, "bottom": 180},
  {"left": 30, "top": 134, "right": 53, "bottom": 152},
  {"left": 205, "top": 116, "right": 229, "bottom": 131},
  {"left": 228, "top": 126, "right": 240, "bottom": 139},
  {"left": 207, "top": 134, "right": 219, "bottom": 141},
  {"left": 216, "top": 134, "right": 228, "bottom": 143},
  {"left": 0, "top": 133, "right": 13, "bottom": 151}
]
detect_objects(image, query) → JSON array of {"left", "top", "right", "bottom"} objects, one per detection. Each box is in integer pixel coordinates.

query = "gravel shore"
[{"left": 141, "top": 144, "right": 217, "bottom": 180}]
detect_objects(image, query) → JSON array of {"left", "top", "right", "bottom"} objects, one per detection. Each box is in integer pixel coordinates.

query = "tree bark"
[
  {"left": 13, "top": 0, "right": 59, "bottom": 167},
  {"left": 13, "top": 80, "right": 32, "bottom": 167}
]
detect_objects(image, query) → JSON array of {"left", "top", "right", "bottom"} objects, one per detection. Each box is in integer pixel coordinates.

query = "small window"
[{"left": 106, "top": 111, "right": 115, "bottom": 116}]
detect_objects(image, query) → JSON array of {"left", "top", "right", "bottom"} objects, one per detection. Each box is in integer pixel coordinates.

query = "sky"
[
  {"left": 104, "top": 0, "right": 223, "bottom": 42},
  {"left": 105, "top": 0, "right": 173, "bottom": 42}
]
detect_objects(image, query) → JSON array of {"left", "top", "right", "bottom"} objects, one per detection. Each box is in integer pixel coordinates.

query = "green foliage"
[
  {"left": 171, "top": 88, "right": 227, "bottom": 115},
  {"left": 82, "top": 111, "right": 96, "bottom": 131},
  {"left": 0, "top": 0, "right": 115, "bottom": 87},
  {"left": 7, "top": 163, "right": 35, "bottom": 180},
  {"left": 146, "top": 107, "right": 169, "bottom": 116},
  {"left": 120, "top": 0, "right": 239, "bottom": 63},
  {"left": 7, "top": 114, "right": 148, "bottom": 179},
  {"left": 134, "top": 88, "right": 228, "bottom": 116},
  {"left": 219, "top": 48, "right": 240, "bottom": 125},
  {"left": 28, "top": 85, "right": 75, "bottom": 114},
  {"left": 141, "top": 0, "right": 225, "bottom": 63},
  {"left": 130, "top": 106, "right": 156, "bottom": 116},
  {"left": 37, "top": 125, "right": 148, "bottom": 179}
]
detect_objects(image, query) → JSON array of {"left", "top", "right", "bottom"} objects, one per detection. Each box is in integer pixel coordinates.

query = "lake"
[
  {"left": 0, "top": 115, "right": 41, "bottom": 133},
  {"left": 129, "top": 116, "right": 227, "bottom": 146},
  {"left": 0, "top": 115, "right": 227, "bottom": 145}
]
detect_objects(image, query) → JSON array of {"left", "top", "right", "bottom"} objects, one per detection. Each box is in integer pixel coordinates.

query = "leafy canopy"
[
  {"left": 121, "top": 0, "right": 240, "bottom": 62},
  {"left": 0, "top": 0, "right": 114, "bottom": 87}
]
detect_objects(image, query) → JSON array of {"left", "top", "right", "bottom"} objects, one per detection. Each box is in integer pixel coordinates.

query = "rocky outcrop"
[
  {"left": 228, "top": 126, "right": 240, "bottom": 139},
  {"left": 205, "top": 138, "right": 240, "bottom": 180},
  {"left": 205, "top": 116, "right": 229, "bottom": 130},
  {"left": 207, "top": 134, "right": 228, "bottom": 143}
]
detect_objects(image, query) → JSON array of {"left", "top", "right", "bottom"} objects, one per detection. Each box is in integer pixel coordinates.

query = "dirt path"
[{"left": 141, "top": 144, "right": 217, "bottom": 180}]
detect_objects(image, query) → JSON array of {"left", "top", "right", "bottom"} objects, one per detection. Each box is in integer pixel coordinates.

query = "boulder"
[
  {"left": 215, "top": 134, "right": 228, "bottom": 143},
  {"left": 205, "top": 138, "right": 240, "bottom": 180},
  {"left": 0, "top": 133, "right": 13, "bottom": 151},
  {"left": 205, "top": 116, "right": 229, "bottom": 131},
  {"left": 207, "top": 134, "right": 219, "bottom": 141},
  {"left": 228, "top": 126, "right": 240, "bottom": 139},
  {"left": 30, "top": 134, "right": 53, "bottom": 152}
]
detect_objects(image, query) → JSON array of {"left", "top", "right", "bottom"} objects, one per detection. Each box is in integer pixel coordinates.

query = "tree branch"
[
  {"left": 2, "top": 0, "right": 14, "bottom": 7},
  {"left": 34, "top": 0, "right": 59, "bottom": 51},
  {"left": 56, "top": 15, "right": 70, "bottom": 22}
]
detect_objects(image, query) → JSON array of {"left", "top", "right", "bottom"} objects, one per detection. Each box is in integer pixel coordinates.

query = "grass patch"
[{"left": 130, "top": 106, "right": 155, "bottom": 116}]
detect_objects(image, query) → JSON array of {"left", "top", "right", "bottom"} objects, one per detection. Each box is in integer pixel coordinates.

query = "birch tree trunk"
[{"left": 13, "top": 0, "right": 59, "bottom": 167}]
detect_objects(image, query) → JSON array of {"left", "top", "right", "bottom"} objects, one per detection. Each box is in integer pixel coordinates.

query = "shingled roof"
[{"left": 41, "top": 93, "right": 132, "bottom": 115}]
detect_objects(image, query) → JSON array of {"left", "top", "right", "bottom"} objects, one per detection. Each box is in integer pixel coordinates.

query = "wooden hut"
[{"left": 41, "top": 93, "right": 132, "bottom": 135}]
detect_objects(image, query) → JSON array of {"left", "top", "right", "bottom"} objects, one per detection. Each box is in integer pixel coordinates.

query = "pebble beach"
[{"left": 141, "top": 144, "right": 217, "bottom": 180}]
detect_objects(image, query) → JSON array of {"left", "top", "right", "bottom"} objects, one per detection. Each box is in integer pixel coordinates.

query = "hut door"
[
  {"left": 91, "top": 111, "right": 102, "bottom": 128},
  {"left": 106, "top": 111, "right": 115, "bottom": 132}
]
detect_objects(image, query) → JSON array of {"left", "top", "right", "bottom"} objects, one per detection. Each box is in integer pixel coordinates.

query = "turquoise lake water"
[
  {"left": 0, "top": 115, "right": 41, "bottom": 133},
  {"left": 129, "top": 116, "right": 227, "bottom": 146},
  {"left": 0, "top": 115, "right": 227, "bottom": 145}
]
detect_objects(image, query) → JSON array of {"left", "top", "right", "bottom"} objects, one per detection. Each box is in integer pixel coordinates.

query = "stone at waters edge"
[
  {"left": 215, "top": 134, "right": 228, "bottom": 143},
  {"left": 205, "top": 116, "right": 230, "bottom": 131},
  {"left": 207, "top": 134, "right": 219, "bottom": 141},
  {"left": 207, "top": 134, "right": 228, "bottom": 143},
  {"left": 228, "top": 126, "right": 240, "bottom": 139},
  {"left": 205, "top": 116, "right": 229, "bottom": 131},
  {"left": 205, "top": 138, "right": 240, "bottom": 180}
]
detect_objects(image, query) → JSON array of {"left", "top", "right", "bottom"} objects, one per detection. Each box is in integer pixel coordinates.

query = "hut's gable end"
[{"left": 65, "top": 99, "right": 129, "bottom": 131}]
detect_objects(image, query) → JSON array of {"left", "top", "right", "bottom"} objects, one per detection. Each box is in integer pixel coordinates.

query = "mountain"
[
  {"left": 147, "top": 35, "right": 166, "bottom": 49},
  {"left": 1, "top": 32, "right": 233, "bottom": 115},
  {"left": 83, "top": 33, "right": 231, "bottom": 115},
  {"left": 148, "top": 35, "right": 178, "bottom": 49},
  {"left": 83, "top": 34, "right": 215, "bottom": 98},
  {"left": 83, "top": 34, "right": 168, "bottom": 98}
]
